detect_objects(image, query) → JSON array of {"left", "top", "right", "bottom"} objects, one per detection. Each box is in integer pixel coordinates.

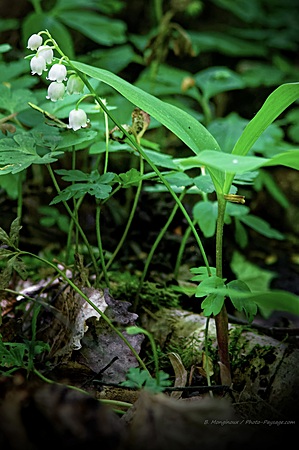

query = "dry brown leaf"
[{"left": 168, "top": 352, "right": 187, "bottom": 399}]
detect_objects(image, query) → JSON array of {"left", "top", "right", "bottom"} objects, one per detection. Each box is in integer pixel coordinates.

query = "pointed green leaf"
[
  {"left": 232, "top": 83, "right": 299, "bottom": 157},
  {"left": 70, "top": 60, "right": 224, "bottom": 191},
  {"left": 175, "top": 151, "right": 268, "bottom": 173}
]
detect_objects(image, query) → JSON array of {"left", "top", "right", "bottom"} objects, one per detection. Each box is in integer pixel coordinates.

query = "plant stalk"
[{"left": 214, "top": 194, "right": 231, "bottom": 385}]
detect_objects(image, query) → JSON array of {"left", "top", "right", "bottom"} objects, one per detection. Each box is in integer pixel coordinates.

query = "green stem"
[
  {"left": 103, "top": 111, "right": 110, "bottom": 174},
  {"left": 33, "top": 369, "right": 132, "bottom": 411},
  {"left": 100, "top": 156, "right": 144, "bottom": 278},
  {"left": 214, "top": 194, "right": 231, "bottom": 385},
  {"left": 64, "top": 69, "right": 211, "bottom": 276},
  {"left": 154, "top": 0, "right": 163, "bottom": 23},
  {"left": 47, "top": 164, "right": 99, "bottom": 280},
  {"left": 95, "top": 203, "right": 109, "bottom": 288},
  {"left": 15, "top": 172, "right": 23, "bottom": 248},
  {"left": 134, "top": 190, "right": 186, "bottom": 309},
  {"left": 46, "top": 37, "right": 211, "bottom": 276},
  {"left": 30, "top": 0, "right": 42, "bottom": 14},
  {"left": 173, "top": 220, "right": 193, "bottom": 278},
  {"left": 204, "top": 317, "right": 213, "bottom": 398}
]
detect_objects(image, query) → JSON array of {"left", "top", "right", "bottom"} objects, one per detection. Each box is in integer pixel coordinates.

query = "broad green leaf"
[
  {"left": 230, "top": 251, "right": 276, "bottom": 292},
  {"left": 190, "top": 31, "right": 267, "bottom": 57},
  {"left": 70, "top": 60, "right": 223, "bottom": 191},
  {"left": 223, "top": 83, "right": 299, "bottom": 191},
  {"left": 0, "top": 85, "right": 35, "bottom": 114},
  {"left": 194, "top": 67, "right": 245, "bottom": 100},
  {"left": 232, "top": 83, "right": 299, "bottom": 155},
  {"left": 55, "top": 130, "right": 98, "bottom": 150},
  {"left": 247, "top": 291, "right": 299, "bottom": 317},
  {"left": 0, "top": 173, "right": 24, "bottom": 199},
  {"left": 225, "top": 203, "right": 250, "bottom": 217},
  {"left": 59, "top": 11, "right": 126, "bottom": 46},
  {"left": 234, "top": 218, "right": 248, "bottom": 248},
  {"left": 175, "top": 151, "right": 268, "bottom": 174},
  {"left": 164, "top": 172, "right": 193, "bottom": 187},
  {"left": 207, "top": 113, "right": 247, "bottom": 154},
  {"left": 81, "top": 45, "right": 136, "bottom": 73},
  {"left": 254, "top": 170, "right": 290, "bottom": 209},
  {"left": 264, "top": 149, "right": 299, "bottom": 170},
  {"left": 193, "top": 201, "right": 218, "bottom": 237},
  {"left": 239, "top": 214, "right": 284, "bottom": 240},
  {"left": 176, "top": 147, "right": 299, "bottom": 179},
  {"left": 143, "top": 149, "right": 178, "bottom": 170}
]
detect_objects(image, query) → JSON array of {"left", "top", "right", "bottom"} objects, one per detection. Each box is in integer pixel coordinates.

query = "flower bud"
[
  {"left": 47, "top": 64, "right": 67, "bottom": 82},
  {"left": 46, "top": 82, "right": 65, "bottom": 102},
  {"left": 66, "top": 74, "right": 85, "bottom": 94},
  {"left": 68, "top": 109, "right": 89, "bottom": 131},
  {"left": 37, "top": 45, "right": 54, "bottom": 64},
  {"left": 30, "top": 55, "right": 47, "bottom": 75},
  {"left": 27, "top": 34, "right": 43, "bottom": 51}
]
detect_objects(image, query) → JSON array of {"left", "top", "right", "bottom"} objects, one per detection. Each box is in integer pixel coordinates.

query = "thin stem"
[
  {"left": 100, "top": 156, "right": 144, "bottom": 278},
  {"left": 204, "top": 317, "right": 213, "bottom": 398},
  {"left": 56, "top": 64, "right": 208, "bottom": 275},
  {"left": 154, "top": 0, "right": 163, "bottom": 23},
  {"left": 47, "top": 164, "right": 99, "bottom": 279},
  {"left": 30, "top": 0, "right": 42, "bottom": 14},
  {"left": 66, "top": 71, "right": 211, "bottom": 276},
  {"left": 16, "top": 172, "right": 23, "bottom": 248},
  {"left": 33, "top": 369, "right": 132, "bottom": 411},
  {"left": 173, "top": 220, "right": 193, "bottom": 279},
  {"left": 134, "top": 190, "right": 186, "bottom": 309},
  {"left": 103, "top": 111, "right": 110, "bottom": 174},
  {"left": 95, "top": 203, "right": 109, "bottom": 288}
]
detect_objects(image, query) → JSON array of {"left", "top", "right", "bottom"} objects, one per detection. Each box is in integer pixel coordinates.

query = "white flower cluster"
[{"left": 27, "top": 33, "right": 89, "bottom": 131}]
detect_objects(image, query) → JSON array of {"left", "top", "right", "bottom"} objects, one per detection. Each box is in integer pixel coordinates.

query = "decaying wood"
[{"left": 143, "top": 307, "right": 299, "bottom": 420}]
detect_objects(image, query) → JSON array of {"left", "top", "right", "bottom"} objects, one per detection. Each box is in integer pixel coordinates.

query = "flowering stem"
[{"left": 67, "top": 73, "right": 212, "bottom": 277}]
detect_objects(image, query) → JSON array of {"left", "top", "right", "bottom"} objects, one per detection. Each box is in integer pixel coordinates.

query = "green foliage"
[
  {"left": 0, "top": 335, "right": 50, "bottom": 375},
  {"left": 50, "top": 169, "right": 115, "bottom": 203},
  {"left": 1, "top": 0, "right": 299, "bottom": 387},
  {"left": 120, "top": 367, "right": 171, "bottom": 393},
  {"left": 0, "top": 303, "right": 50, "bottom": 375}
]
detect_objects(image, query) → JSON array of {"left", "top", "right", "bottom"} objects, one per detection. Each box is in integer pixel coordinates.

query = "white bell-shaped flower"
[
  {"left": 37, "top": 45, "right": 54, "bottom": 64},
  {"left": 27, "top": 34, "right": 43, "bottom": 51},
  {"left": 47, "top": 64, "right": 67, "bottom": 82},
  {"left": 66, "top": 74, "right": 84, "bottom": 94},
  {"left": 46, "top": 82, "right": 65, "bottom": 102},
  {"left": 30, "top": 55, "right": 47, "bottom": 75},
  {"left": 68, "top": 109, "right": 89, "bottom": 131}
]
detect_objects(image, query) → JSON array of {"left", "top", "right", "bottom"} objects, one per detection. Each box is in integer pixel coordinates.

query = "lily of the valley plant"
[{"left": 24, "top": 30, "right": 299, "bottom": 387}]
